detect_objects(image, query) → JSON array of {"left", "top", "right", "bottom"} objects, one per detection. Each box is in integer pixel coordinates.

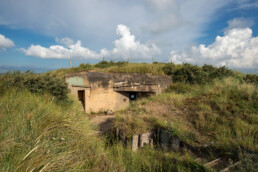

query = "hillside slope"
[
  {"left": 1, "top": 63, "right": 257, "bottom": 171},
  {"left": 115, "top": 78, "right": 258, "bottom": 152},
  {"left": 0, "top": 89, "right": 116, "bottom": 171}
]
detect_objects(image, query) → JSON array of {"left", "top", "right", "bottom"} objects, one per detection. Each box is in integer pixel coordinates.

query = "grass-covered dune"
[
  {"left": 114, "top": 78, "right": 258, "bottom": 151},
  {"left": 46, "top": 62, "right": 168, "bottom": 78},
  {"left": 0, "top": 89, "right": 114, "bottom": 171},
  {"left": 0, "top": 71, "right": 211, "bottom": 171},
  {"left": 0, "top": 62, "right": 257, "bottom": 171}
]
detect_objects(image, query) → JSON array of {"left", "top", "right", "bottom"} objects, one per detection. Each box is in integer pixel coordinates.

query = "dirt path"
[{"left": 90, "top": 115, "right": 115, "bottom": 134}]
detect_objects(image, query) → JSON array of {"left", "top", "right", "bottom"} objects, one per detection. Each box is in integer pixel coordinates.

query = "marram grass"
[
  {"left": 0, "top": 89, "right": 206, "bottom": 171},
  {"left": 0, "top": 89, "right": 113, "bottom": 171}
]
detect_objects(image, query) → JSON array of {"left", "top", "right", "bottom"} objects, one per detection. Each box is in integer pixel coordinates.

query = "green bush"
[
  {"left": 209, "top": 66, "right": 234, "bottom": 79},
  {"left": 0, "top": 71, "right": 69, "bottom": 101},
  {"left": 173, "top": 63, "right": 205, "bottom": 84},
  {"left": 244, "top": 74, "right": 258, "bottom": 85},
  {"left": 95, "top": 61, "right": 114, "bottom": 68},
  {"left": 115, "top": 61, "right": 128, "bottom": 66},
  {"left": 95, "top": 60, "right": 128, "bottom": 68},
  {"left": 162, "top": 62, "right": 176, "bottom": 75},
  {"left": 77, "top": 63, "right": 93, "bottom": 70},
  {"left": 171, "top": 64, "right": 235, "bottom": 84},
  {"left": 202, "top": 64, "right": 217, "bottom": 73}
]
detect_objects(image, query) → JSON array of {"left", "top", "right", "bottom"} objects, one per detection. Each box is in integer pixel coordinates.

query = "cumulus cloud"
[
  {"left": 22, "top": 41, "right": 103, "bottom": 59},
  {"left": 22, "top": 25, "right": 160, "bottom": 60},
  {"left": 0, "top": 0, "right": 240, "bottom": 57},
  {"left": 0, "top": 34, "right": 15, "bottom": 49},
  {"left": 170, "top": 27, "right": 258, "bottom": 69},
  {"left": 111, "top": 25, "right": 160, "bottom": 58},
  {"left": 1, "top": 0, "right": 257, "bottom": 62},
  {"left": 224, "top": 18, "right": 254, "bottom": 33}
]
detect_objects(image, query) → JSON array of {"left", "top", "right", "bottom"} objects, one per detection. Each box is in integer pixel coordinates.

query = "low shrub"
[
  {"left": 77, "top": 63, "right": 93, "bottom": 70},
  {"left": 0, "top": 71, "right": 69, "bottom": 101},
  {"left": 173, "top": 63, "right": 205, "bottom": 84},
  {"left": 171, "top": 64, "right": 235, "bottom": 84},
  {"left": 95, "top": 61, "right": 128, "bottom": 68},
  {"left": 162, "top": 62, "right": 176, "bottom": 75},
  {"left": 244, "top": 74, "right": 258, "bottom": 85}
]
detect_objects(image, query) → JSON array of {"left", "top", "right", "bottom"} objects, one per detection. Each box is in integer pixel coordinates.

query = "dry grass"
[
  {"left": 114, "top": 77, "right": 258, "bottom": 151},
  {"left": 0, "top": 89, "right": 117, "bottom": 171}
]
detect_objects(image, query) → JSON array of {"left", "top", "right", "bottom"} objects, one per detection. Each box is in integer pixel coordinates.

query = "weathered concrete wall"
[
  {"left": 65, "top": 72, "right": 171, "bottom": 113},
  {"left": 85, "top": 88, "right": 129, "bottom": 113}
]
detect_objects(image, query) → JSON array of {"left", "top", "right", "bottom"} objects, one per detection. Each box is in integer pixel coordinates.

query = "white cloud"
[
  {"left": 224, "top": 18, "right": 254, "bottom": 33},
  {"left": 22, "top": 25, "right": 160, "bottom": 60},
  {"left": 170, "top": 27, "right": 258, "bottom": 69},
  {"left": 22, "top": 41, "right": 103, "bottom": 59},
  {"left": 0, "top": 0, "right": 238, "bottom": 58},
  {"left": 111, "top": 25, "right": 160, "bottom": 59},
  {"left": 1, "top": 0, "right": 257, "bottom": 63},
  {"left": 55, "top": 37, "right": 74, "bottom": 47},
  {"left": 0, "top": 34, "right": 14, "bottom": 49}
]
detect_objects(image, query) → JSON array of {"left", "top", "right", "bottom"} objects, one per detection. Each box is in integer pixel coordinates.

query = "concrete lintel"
[
  {"left": 113, "top": 86, "right": 157, "bottom": 92},
  {"left": 72, "top": 85, "right": 91, "bottom": 88}
]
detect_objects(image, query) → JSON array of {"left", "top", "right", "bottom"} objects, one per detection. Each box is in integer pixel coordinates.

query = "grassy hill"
[
  {"left": 0, "top": 62, "right": 257, "bottom": 171},
  {"left": 114, "top": 78, "right": 257, "bottom": 150}
]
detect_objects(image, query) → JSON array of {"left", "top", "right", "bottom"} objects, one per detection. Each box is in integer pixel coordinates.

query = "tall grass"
[
  {"left": 0, "top": 89, "right": 209, "bottom": 171},
  {"left": 100, "top": 63, "right": 166, "bottom": 75},
  {"left": 0, "top": 89, "right": 115, "bottom": 171},
  {"left": 106, "top": 144, "right": 208, "bottom": 172},
  {"left": 114, "top": 77, "right": 258, "bottom": 152}
]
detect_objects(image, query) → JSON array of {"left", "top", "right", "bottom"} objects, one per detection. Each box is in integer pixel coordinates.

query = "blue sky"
[{"left": 0, "top": 0, "right": 257, "bottom": 73}]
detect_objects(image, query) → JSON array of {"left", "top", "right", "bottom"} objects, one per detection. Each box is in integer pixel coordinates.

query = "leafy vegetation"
[
  {"left": 162, "top": 63, "right": 235, "bottom": 84},
  {"left": 95, "top": 60, "right": 128, "bottom": 68},
  {"left": 0, "top": 71, "right": 69, "bottom": 101},
  {"left": 244, "top": 74, "right": 258, "bottom": 85}
]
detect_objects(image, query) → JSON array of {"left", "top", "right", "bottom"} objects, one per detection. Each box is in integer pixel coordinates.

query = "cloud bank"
[
  {"left": 0, "top": 0, "right": 239, "bottom": 55},
  {"left": 22, "top": 25, "right": 160, "bottom": 60},
  {"left": 170, "top": 27, "right": 258, "bottom": 69},
  {"left": 0, "top": 34, "right": 14, "bottom": 49}
]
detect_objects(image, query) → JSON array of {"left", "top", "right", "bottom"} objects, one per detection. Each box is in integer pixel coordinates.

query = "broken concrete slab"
[{"left": 139, "top": 132, "right": 153, "bottom": 147}]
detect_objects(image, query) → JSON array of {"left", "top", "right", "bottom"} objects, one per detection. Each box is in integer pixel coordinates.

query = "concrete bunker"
[{"left": 65, "top": 72, "right": 171, "bottom": 113}]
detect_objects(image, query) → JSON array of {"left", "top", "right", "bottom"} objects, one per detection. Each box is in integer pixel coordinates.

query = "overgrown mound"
[{"left": 0, "top": 71, "right": 209, "bottom": 171}]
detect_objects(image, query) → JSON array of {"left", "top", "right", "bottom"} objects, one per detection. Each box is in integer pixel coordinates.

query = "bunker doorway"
[{"left": 78, "top": 90, "right": 85, "bottom": 111}]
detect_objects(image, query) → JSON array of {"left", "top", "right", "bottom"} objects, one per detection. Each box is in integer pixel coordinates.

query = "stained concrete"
[
  {"left": 139, "top": 132, "right": 153, "bottom": 148},
  {"left": 65, "top": 72, "right": 171, "bottom": 113},
  {"left": 132, "top": 135, "right": 139, "bottom": 151},
  {"left": 115, "top": 127, "right": 181, "bottom": 152}
]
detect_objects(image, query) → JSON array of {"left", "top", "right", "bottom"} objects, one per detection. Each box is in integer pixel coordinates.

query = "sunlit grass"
[
  {"left": 0, "top": 89, "right": 111, "bottom": 171},
  {"left": 114, "top": 77, "right": 258, "bottom": 152}
]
